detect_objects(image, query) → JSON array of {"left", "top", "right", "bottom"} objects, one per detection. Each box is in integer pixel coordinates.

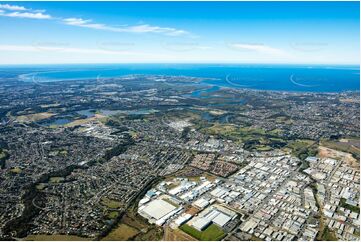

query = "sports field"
[{"left": 180, "top": 223, "right": 226, "bottom": 241}]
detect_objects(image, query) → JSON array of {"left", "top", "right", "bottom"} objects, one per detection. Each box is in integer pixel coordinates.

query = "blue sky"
[{"left": 0, "top": 1, "right": 359, "bottom": 64}]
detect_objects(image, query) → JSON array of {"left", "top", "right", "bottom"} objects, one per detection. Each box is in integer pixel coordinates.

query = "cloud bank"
[
  {"left": 0, "top": 44, "right": 142, "bottom": 55},
  {"left": 228, "top": 43, "right": 285, "bottom": 55},
  {"left": 0, "top": 3, "right": 189, "bottom": 36},
  {"left": 0, "top": 3, "right": 51, "bottom": 19},
  {"left": 62, "top": 18, "right": 188, "bottom": 36},
  {"left": 0, "top": 3, "right": 28, "bottom": 11}
]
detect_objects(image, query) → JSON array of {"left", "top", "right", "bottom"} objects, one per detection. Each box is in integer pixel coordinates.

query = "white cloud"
[
  {"left": 126, "top": 24, "right": 188, "bottom": 36},
  {"left": 161, "top": 42, "right": 212, "bottom": 52},
  {"left": 0, "top": 44, "right": 143, "bottom": 56},
  {"left": 0, "top": 11, "right": 51, "bottom": 19},
  {"left": 62, "top": 18, "right": 189, "bottom": 36},
  {"left": 0, "top": 3, "right": 51, "bottom": 19},
  {"left": 0, "top": 4, "right": 27, "bottom": 11},
  {"left": 228, "top": 43, "right": 285, "bottom": 55},
  {"left": 0, "top": 4, "right": 191, "bottom": 37}
]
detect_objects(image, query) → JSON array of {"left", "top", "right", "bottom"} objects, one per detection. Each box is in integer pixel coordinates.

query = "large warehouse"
[
  {"left": 189, "top": 205, "right": 237, "bottom": 231},
  {"left": 138, "top": 198, "right": 179, "bottom": 225}
]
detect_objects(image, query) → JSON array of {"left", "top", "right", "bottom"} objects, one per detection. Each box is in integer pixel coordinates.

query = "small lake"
[
  {"left": 44, "top": 118, "right": 72, "bottom": 126},
  {"left": 190, "top": 85, "right": 220, "bottom": 98},
  {"left": 77, "top": 109, "right": 96, "bottom": 118}
]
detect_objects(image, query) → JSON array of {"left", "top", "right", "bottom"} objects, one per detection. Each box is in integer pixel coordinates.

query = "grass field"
[
  {"left": 16, "top": 112, "right": 55, "bottom": 123},
  {"left": 49, "top": 177, "right": 65, "bottom": 183},
  {"left": 106, "top": 211, "right": 119, "bottom": 219},
  {"left": 121, "top": 210, "right": 163, "bottom": 241},
  {"left": 180, "top": 223, "right": 226, "bottom": 241},
  {"left": 25, "top": 234, "right": 89, "bottom": 241},
  {"left": 63, "top": 118, "right": 93, "bottom": 127},
  {"left": 321, "top": 227, "right": 338, "bottom": 241},
  {"left": 36, "top": 183, "right": 47, "bottom": 190},
  {"left": 199, "top": 123, "right": 287, "bottom": 150},
  {"left": 10, "top": 167, "right": 22, "bottom": 174},
  {"left": 340, "top": 198, "right": 360, "bottom": 213},
  {"left": 101, "top": 197, "right": 122, "bottom": 209},
  {"left": 0, "top": 150, "right": 6, "bottom": 159},
  {"left": 101, "top": 223, "right": 139, "bottom": 241},
  {"left": 285, "top": 139, "right": 318, "bottom": 160}
]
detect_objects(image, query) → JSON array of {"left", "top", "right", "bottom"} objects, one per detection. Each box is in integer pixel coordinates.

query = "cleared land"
[
  {"left": 116, "top": 206, "right": 163, "bottom": 241},
  {"left": 164, "top": 227, "right": 195, "bottom": 241},
  {"left": 319, "top": 146, "right": 359, "bottom": 169},
  {"left": 16, "top": 112, "right": 55, "bottom": 123},
  {"left": 101, "top": 197, "right": 122, "bottom": 209},
  {"left": 101, "top": 223, "right": 139, "bottom": 241},
  {"left": 321, "top": 139, "right": 360, "bottom": 161}
]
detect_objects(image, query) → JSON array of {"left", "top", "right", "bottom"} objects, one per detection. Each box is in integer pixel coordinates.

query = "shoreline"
[{"left": 18, "top": 72, "right": 361, "bottom": 95}]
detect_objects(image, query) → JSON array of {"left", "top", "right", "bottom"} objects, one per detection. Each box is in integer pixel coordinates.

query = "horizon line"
[{"left": 0, "top": 62, "right": 360, "bottom": 66}]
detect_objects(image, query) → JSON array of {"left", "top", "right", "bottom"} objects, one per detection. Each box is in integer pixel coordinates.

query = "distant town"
[{"left": 0, "top": 74, "right": 359, "bottom": 241}]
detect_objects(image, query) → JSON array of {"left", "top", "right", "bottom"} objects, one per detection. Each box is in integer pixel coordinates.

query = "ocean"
[{"left": 4, "top": 64, "right": 360, "bottom": 92}]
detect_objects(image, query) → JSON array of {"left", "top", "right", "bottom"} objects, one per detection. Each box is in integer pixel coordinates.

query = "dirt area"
[
  {"left": 164, "top": 227, "right": 196, "bottom": 241},
  {"left": 320, "top": 139, "right": 359, "bottom": 160},
  {"left": 209, "top": 110, "right": 227, "bottom": 115},
  {"left": 318, "top": 146, "right": 359, "bottom": 169},
  {"left": 185, "top": 205, "right": 200, "bottom": 216},
  {"left": 339, "top": 98, "right": 359, "bottom": 103},
  {"left": 16, "top": 112, "right": 55, "bottom": 123}
]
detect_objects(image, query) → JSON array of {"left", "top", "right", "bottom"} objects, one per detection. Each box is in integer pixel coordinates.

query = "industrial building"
[
  {"left": 138, "top": 198, "right": 179, "bottom": 225},
  {"left": 188, "top": 205, "right": 237, "bottom": 231}
]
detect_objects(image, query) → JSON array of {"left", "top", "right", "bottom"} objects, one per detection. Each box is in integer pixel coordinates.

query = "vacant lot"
[
  {"left": 319, "top": 146, "right": 359, "bottom": 169},
  {"left": 321, "top": 139, "right": 360, "bottom": 161},
  {"left": 49, "top": 177, "right": 65, "bottom": 183},
  {"left": 185, "top": 205, "right": 200, "bottom": 216},
  {"left": 101, "top": 197, "right": 122, "bottom": 209},
  {"left": 16, "top": 112, "right": 55, "bottom": 123},
  {"left": 164, "top": 227, "right": 195, "bottom": 241},
  {"left": 101, "top": 223, "right": 139, "bottom": 241}
]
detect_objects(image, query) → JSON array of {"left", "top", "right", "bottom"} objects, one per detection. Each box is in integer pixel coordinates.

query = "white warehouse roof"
[
  {"left": 140, "top": 199, "right": 176, "bottom": 220},
  {"left": 192, "top": 217, "right": 211, "bottom": 231},
  {"left": 212, "top": 212, "right": 232, "bottom": 227}
]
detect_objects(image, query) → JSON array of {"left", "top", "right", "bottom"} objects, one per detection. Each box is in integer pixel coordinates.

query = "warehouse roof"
[{"left": 140, "top": 199, "right": 176, "bottom": 220}]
